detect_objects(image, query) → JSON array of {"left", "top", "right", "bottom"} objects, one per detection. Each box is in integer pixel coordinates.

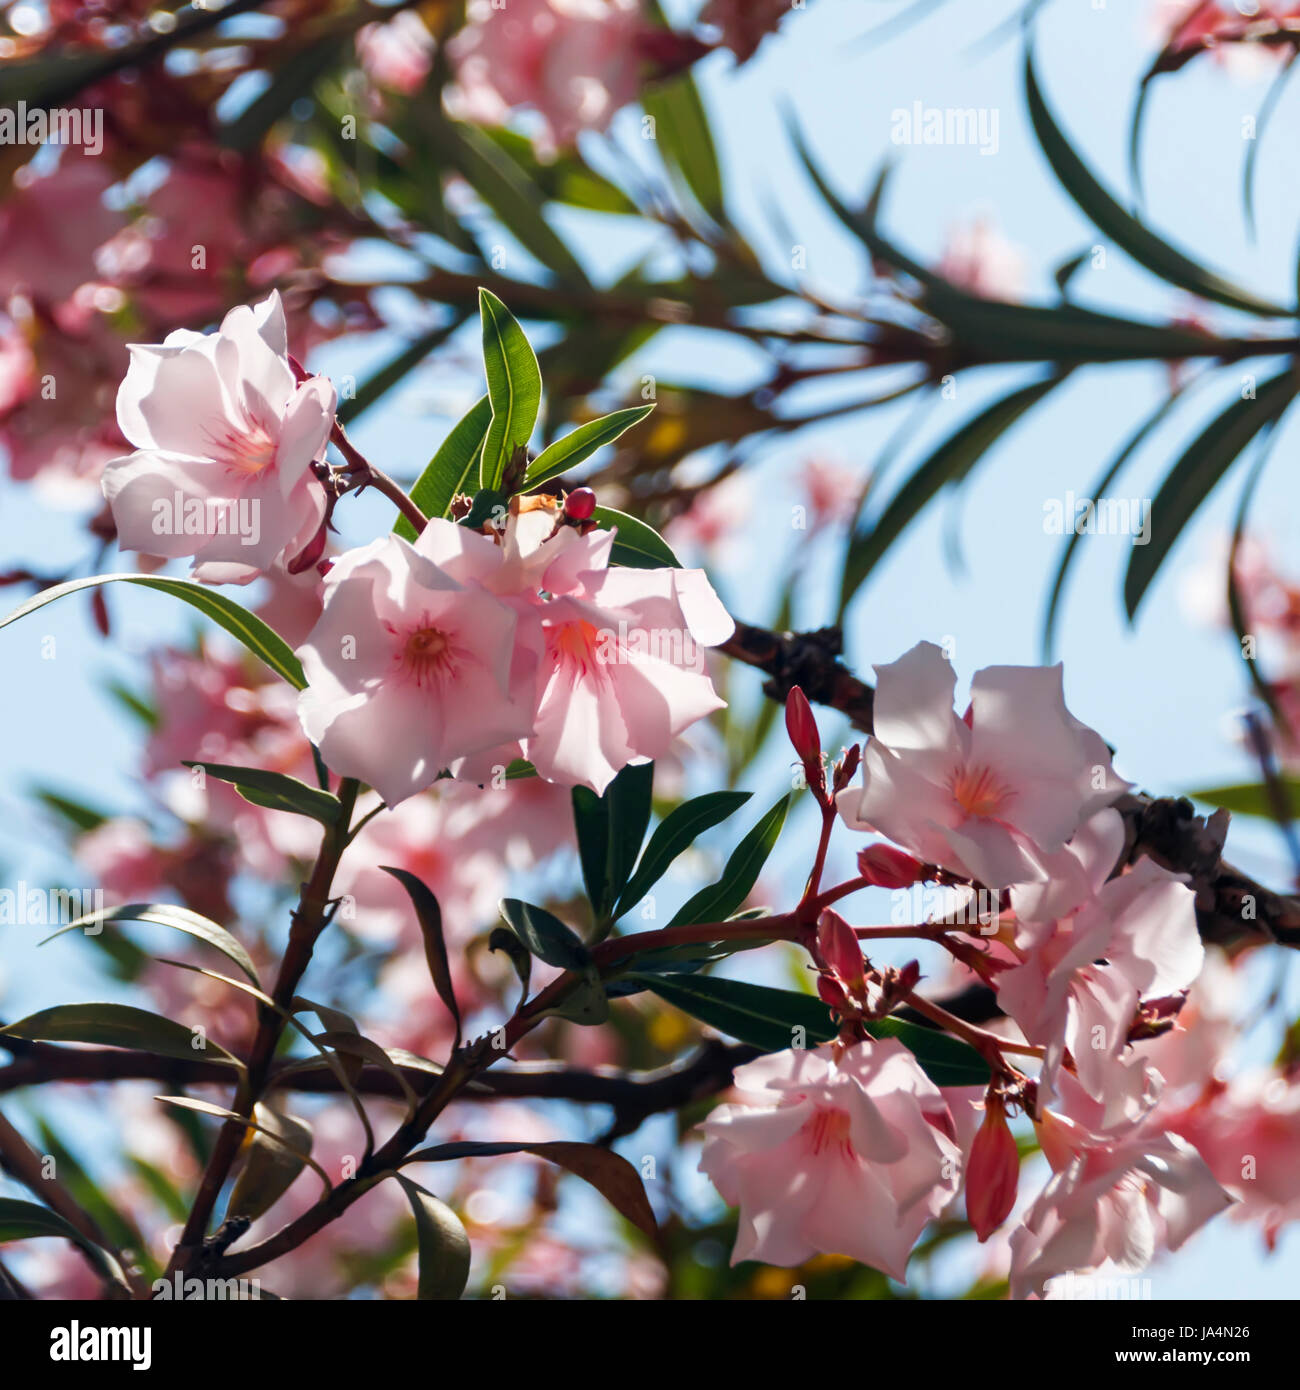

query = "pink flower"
[
  {"left": 356, "top": 11, "right": 435, "bottom": 94},
  {"left": 1009, "top": 1126, "right": 1230, "bottom": 1299},
  {"left": 936, "top": 216, "right": 1027, "bottom": 302},
  {"left": 997, "top": 820, "right": 1203, "bottom": 1107},
  {"left": 697, "top": 1040, "right": 961, "bottom": 1279},
  {"left": 449, "top": 0, "right": 646, "bottom": 153},
  {"left": 837, "top": 642, "right": 1128, "bottom": 888},
  {"left": 101, "top": 292, "right": 334, "bottom": 584},
  {"left": 296, "top": 531, "right": 535, "bottom": 806}
]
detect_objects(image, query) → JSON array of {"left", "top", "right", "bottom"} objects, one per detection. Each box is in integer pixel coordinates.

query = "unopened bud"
[
  {"left": 785, "top": 686, "right": 821, "bottom": 764},
  {"left": 816, "top": 909, "right": 864, "bottom": 988},
  {"left": 564, "top": 487, "right": 597, "bottom": 521},
  {"left": 856, "top": 843, "right": 923, "bottom": 889},
  {"left": 966, "top": 1094, "right": 1020, "bottom": 1242}
]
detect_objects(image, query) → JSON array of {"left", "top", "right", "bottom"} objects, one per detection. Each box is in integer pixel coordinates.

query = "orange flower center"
[
  {"left": 801, "top": 1106, "right": 854, "bottom": 1159},
  {"left": 400, "top": 625, "right": 456, "bottom": 688},
  {"left": 548, "top": 619, "right": 605, "bottom": 679},
  {"left": 948, "top": 762, "right": 1012, "bottom": 819}
]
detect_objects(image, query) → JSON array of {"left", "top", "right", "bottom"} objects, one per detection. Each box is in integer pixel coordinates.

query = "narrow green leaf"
[
  {"left": 590, "top": 506, "right": 680, "bottom": 569},
  {"left": 0, "top": 1198, "right": 128, "bottom": 1291},
  {"left": 614, "top": 791, "right": 752, "bottom": 920},
  {"left": 41, "top": 902, "right": 260, "bottom": 986},
  {"left": 380, "top": 867, "right": 461, "bottom": 1046},
  {"left": 668, "top": 794, "right": 791, "bottom": 927},
  {"left": 0, "top": 575, "right": 304, "bottom": 688},
  {"left": 405, "top": 1141, "right": 656, "bottom": 1238},
  {"left": 497, "top": 899, "right": 589, "bottom": 971},
  {"left": 525, "top": 405, "right": 655, "bottom": 488},
  {"left": 154, "top": 1097, "right": 331, "bottom": 1194},
  {"left": 1025, "top": 50, "right": 1290, "bottom": 319},
  {"left": 841, "top": 375, "right": 1061, "bottom": 611},
  {"left": 395, "top": 395, "right": 492, "bottom": 538},
  {"left": 1124, "top": 368, "right": 1297, "bottom": 620},
  {"left": 643, "top": 72, "right": 724, "bottom": 221},
  {"left": 182, "top": 762, "right": 341, "bottom": 825},
  {"left": 572, "top": 762, "right": 655, "bottom": 925},
  {"left": 0, "top": 1003, "right": 241, "bottom": 1069},
  {"left": 396, "top": 1176, "right": 471, "bottom": 1300},
  {"left": 478, "top": 289, "right": 543, "bottom": 491},
  {"left": 1186, "top": 781, "right": 1300, "bottom": 818}
]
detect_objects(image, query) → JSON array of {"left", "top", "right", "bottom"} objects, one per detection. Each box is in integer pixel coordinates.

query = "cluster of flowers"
[{"left": 699, "top": 641, "right": 1238, "bottom": 1297}]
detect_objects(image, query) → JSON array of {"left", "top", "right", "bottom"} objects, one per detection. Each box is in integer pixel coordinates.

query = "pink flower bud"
[
  {"left": 817, "top": 909, "right": 864, "bottom": 988},
  {"left": 966, "top": 1095, "right": 1020, "bottom": 1242},
  {"left": 784, "top": 686, "right": 821, "bottom": 766},
  {"left": 856, "top": 843, "right": 923, "bottom": 889}
]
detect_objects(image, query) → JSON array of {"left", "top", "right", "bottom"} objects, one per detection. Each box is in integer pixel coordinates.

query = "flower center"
[
  {"left": 548, "top": 619, "right": 605, "bottom": 680},
  {"left": 398, "top": 624, "right": 457, "bottom": 688},
  {"left": 801, "top": 1105, "right": 854, "bottom": 1159},
  {"left": 207, "top": 418, "right": 278, "bottom": 478},
  {"left": 948, "top": 762, "right": 1012, "bottom": 819}
]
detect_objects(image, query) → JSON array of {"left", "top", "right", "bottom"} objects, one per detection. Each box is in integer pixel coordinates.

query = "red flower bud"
[
  {"left": 966, "top": 1095, "right": 1020, "bottom": 1242},
  {"left": 817, "top": 909, "right": 864, "bottom": 988},
  {"left": 856, "top": 843, "right": 923, "bottom": 889},
  {"left": 784, "top": 686, "right": 821, "bottom": 765},
  {"left": 564, "top": 487, "right": 597, "bottom": 521}
]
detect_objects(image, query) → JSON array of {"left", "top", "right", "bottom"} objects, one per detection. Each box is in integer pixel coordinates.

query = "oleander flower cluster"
[{"left": 697, "top": 642, "right": 1235, "bottom": 1297}]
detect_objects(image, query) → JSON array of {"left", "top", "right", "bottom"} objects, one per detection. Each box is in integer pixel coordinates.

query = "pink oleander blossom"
[
  {"left": 837, "top": 642, "right": 1129, "bottom": 888},
  {"left": 101, "top": 291, "right": 334, "bottom": 584},
  {"left": 697, "top": 1040, "right": 961, "bottom": 1280}
]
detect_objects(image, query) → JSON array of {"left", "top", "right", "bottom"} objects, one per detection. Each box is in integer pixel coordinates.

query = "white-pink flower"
[
  {"left": 449, "top": 0, "right": 646, "bottom": 153},
  {"left": 997, "top": 813, "right": 1203, "bottom": 1106},
  {"left": 101, "top": 292, "right": 334, "bottom": 584},
  {"left": 697, "top": 1040, "right": 961, "bottom": 1280},
  {"left": 296, "top": 531, "right": 535, "bottom": 806},
  {"left": 837, "top": 642, "right": 1128, "bottom": 888},
  {"left": 1010, "top": 1127, "right": 1230, "bottom": 1300}
]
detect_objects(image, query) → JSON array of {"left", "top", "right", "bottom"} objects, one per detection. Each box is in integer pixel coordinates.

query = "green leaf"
[
  {"left": 226, "top": 1103, "right": 314, "bottom": 1223},
  {"left": 153, "top": 1097, "right": 331, "bottom": 1194},
  {"left": 497, "top": 899, "right": 589, "bottom": 971},
  {"left": 0, "top": 575, "right": 305, "bottom": 688},
  {"left": 477, "top": 127, "right": 639, "bottom": 214},
  {"left": 571, "top": 762, "right": 655, "bottom": 926},
  {"left": 1025, "top": 50, "right": 1291, "bottom": 319},
  {"left": 590, "top": 506, "right": 681, "bottom": 569},
  {"left": 614, "top": 791, "right": 752, "bottom": 920},
  {"left": 41, "top": 902, "right": 261, "bottom": 986},
  {"left": 1185, "top": 781, "right": 1300, "bottom": 818},
  {"left": 478, "top": 289, "right": 543, "bottom": 492},
  {"left": 1124, "top": 368, "right": 1297, "bottom": 620},
  {"left": 668, "top": 794, "right": 791, "bottom": 927},
  {"left": 405, "top": 1141, "right": 656, "bottom": 1238},
  {"left": 380, "top": 867, "right": 461, "bottom": 1046},
  {"left": 841, "top": 376, "right": 1061, "bottom": 612},
  {"left": 1040, "top": 388, "right": 1185, "bottom": 660},
  {"left": 420, "top": 113, "right": 591, "bottom": 288},
  {"left": 395, "top": 1176, "right": 471, "bottom": 1300},
  {"left": 0, "top": 1198, "right": 129, "bottom": 1291},
  {"left": 487, "top": 926, "right": 532, "bottom": 1006},
  {"left": 182, "top": 762, "right": 341, "bottom": 825},
  {"left": 395, "top": 395, "right": 492, "bottom": 539},
  {"left": 643, "top": 72, "right": 724, "bottom": 222},
  {"left": 33, "top": 786, "right": 110, "bottom": 832},
  {"left": 525, "top": 405, "right": 655, "bottom": 488},
  {"left": 0, "top": 1003, "right": 241, "bottom": 1069},
  {"left": 631, "top": 975, "right": 989, "bottom": 1085}
]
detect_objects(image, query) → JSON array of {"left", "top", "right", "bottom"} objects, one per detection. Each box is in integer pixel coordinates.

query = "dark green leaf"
[
  {"left": 0, "top": 575, "right": 304, "bottom": 688},
  {"left": 405, "top": 1140, "right": 655, "bottom": 1238},
  {"left": 842, "top": 375, "right": 1061, "bottom": 611},
  {"left": 1025, "top": 50, "right": 1290, "bottom": 319},
  {"left": 572, "top": 762, "right": 655, "bottom": 925},
  {"left": 478, "top": 289, "right": 543, "bottom": 491},
  {"left": 380, "top": 867, "right": 461, "bottom": 1046},
  {"left": 668, "top": 794, "right": 790, "bottom": 927},
  {"left": 590, "top": 506, "right": 680, "bottom": 569},
  {"left": 525, "top": 405, "right": 655, "bottom": 488},
  {"left": 41, "top": 901, "right": 260, "bottom": 986},
  {"left": 182, "top": 762, "right": 341, "bottom": 825},
  {"left": 1124, "top": 368, "right": 1297, "bottom": 620},
  {"left": 226, "top": 1103, "right": 314, "bottom": 1223},
  {"left": 0, "top": 1003, "right": 241, "bottom": 1069},
  {"left": 497, "top": 899, "right": 589, "bottom": 971},
  {"left": 643, "top": 72, "right": 724, "bottom": 222},
  {"left": 0, "top": 1198, "right": 128, "bottom": 1291},
  {"left": 614, "top": 791, "right": 752, "bottom": 920},
  {"left": 396, "top": 1176, "right": 471, "bottom": 1300}
]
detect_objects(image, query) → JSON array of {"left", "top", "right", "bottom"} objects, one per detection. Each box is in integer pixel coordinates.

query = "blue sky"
[{"left": 3, "top": 0, "right": 1299, "bottom": 1295}]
